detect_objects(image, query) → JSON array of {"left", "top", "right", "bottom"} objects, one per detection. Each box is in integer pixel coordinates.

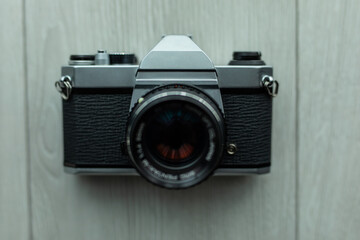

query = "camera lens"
[
  {"left": 126, "top": 85, "right": 225, "bottom": 189},
  {"left": 144, "top": 101, "right": 208, "bottom": 167}
]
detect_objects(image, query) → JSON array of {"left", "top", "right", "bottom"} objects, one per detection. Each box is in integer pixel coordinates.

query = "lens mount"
[{"left": 126, "top": 85, "right": 225, "bottom": 189}]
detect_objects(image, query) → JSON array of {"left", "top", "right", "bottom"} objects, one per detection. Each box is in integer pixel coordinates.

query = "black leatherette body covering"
[{"left": 63, "top": 91, "right": 272, "bottom": 168}]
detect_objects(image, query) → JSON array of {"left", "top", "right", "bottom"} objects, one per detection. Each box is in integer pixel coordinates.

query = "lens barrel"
[{"left": 126, "top": 85, "right": 225, "bottom": 189}]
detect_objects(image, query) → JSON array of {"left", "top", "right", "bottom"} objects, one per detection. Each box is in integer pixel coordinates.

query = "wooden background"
[{"left": 1, "top": 0, "right": 359, "bottom": 239}]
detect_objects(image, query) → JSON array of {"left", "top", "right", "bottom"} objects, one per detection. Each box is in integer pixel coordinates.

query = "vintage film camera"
[{"left": 55, "top": 35, "right": 278, "bottom": 189}]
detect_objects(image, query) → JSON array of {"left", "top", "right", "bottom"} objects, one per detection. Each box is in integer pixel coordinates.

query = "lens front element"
[
  {"left": 126, "top": 85, "right": 225, "bottom": 189},
  {"left": 144, "top": 102, "right": 208, "bottom": 166}
]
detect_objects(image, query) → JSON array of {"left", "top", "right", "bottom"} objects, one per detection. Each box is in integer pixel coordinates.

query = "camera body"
[{"left": 58, "top": 35, "right": 276, "bottom": 188}]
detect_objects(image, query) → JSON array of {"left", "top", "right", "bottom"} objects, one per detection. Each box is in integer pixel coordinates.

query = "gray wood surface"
[
  {"left": 24, "top": 0, "right": 296, "bottom": 239},
  {"left": 8, "top": 0, "right": 360, "bottom": 239},
  {"left": 0, "top": 0, "right": 29, "bottom": 239},
  {"left": 298, "top": 0, "right": 360, "bottom": 239}
]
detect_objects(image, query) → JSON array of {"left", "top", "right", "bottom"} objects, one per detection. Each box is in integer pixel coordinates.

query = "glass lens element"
[{"left": 143, "top": 102, "right": 208, "bottom": 166}]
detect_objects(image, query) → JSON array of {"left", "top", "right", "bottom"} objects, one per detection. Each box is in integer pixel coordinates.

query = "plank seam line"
[
  {"left": 295, "top": 0, "right": 300, "bottom": 239},
  {"left": 22, "top": 0, "right": 33, "bottom": 239}
]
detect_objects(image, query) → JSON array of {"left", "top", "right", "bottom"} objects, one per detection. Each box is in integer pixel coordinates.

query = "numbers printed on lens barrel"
[{"left": 58, "top": 35, "right": 277, "bottom": 189}]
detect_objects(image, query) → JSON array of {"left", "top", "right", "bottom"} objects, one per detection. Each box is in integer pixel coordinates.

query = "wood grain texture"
[
  {"left": 25, "top": 0, "right": 296, "bottom": 239},
  {"left": 298, "top": 0, "right": 360, "bottom": 239},
  {"left": 0, "top": 0, "right": 29, "bottom": 239}
]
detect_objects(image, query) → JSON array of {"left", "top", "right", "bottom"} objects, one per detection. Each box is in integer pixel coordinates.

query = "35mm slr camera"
[{"left": 56, "top": 35, "right": 278, "bottom": 189}]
